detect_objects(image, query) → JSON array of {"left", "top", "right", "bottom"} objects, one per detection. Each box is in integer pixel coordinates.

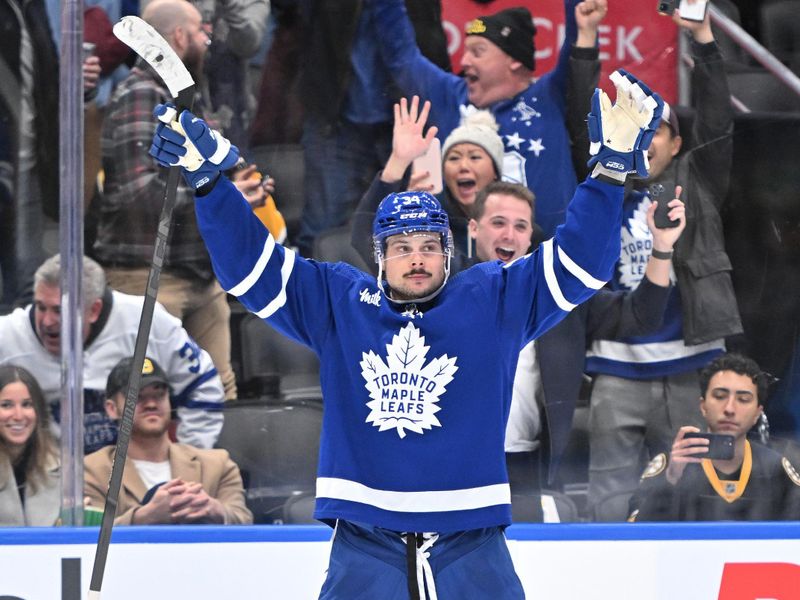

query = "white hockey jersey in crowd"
[
  {"left": 196, "top": 176, "right": 622, "bottom": 533},
  {"left": 0, "top": 290, "right": 225, "bottom": 452}
]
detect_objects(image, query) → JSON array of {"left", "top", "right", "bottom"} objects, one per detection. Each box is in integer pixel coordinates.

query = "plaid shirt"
[{"left": 94, "top": 60, "right": 214, "bottom": 282}]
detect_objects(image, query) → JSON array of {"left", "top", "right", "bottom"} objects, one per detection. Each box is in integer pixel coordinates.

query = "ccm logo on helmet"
[{"left": 400, "top": 212, "right": 428, "bottom": 219}]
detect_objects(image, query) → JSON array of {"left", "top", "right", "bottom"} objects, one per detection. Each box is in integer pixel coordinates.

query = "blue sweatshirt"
[{"left": 370, "top": 0, "right": 581, "bottom": 238}]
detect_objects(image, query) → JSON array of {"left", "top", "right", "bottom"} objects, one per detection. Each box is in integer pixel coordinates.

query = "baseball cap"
[
  {"left": 105, "top": 357, "right": 170, "bottom": 398},
  {"left": 662, "top": 102, "right": 681, "bottom": 137}
]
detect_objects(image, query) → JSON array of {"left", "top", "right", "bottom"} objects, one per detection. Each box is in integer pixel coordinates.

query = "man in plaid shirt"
[{"left": 93, "top": 0, "right": 237, "bottom": 399}]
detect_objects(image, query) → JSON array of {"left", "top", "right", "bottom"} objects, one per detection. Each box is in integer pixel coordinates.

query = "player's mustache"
[{"left": 404, "top": 269, "right": 431, "bottom": 277}]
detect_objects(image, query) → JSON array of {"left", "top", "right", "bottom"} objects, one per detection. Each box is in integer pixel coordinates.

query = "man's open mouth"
[{"left": 495, "top": 247, "right": 515, "bottom": 261}]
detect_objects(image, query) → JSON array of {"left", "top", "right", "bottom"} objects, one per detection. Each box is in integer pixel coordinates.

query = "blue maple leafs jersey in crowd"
[
  {"left": 585, "top": 190, "right": 724, "bottom": 379},
  {"left": 196, "top": 176, "right": 622, "bottom": 533},
  {"left": 371, "top": 0, "right": 581, "bottom": 238}
]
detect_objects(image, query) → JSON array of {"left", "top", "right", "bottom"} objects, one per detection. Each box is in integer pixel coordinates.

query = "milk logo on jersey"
[
  {"left": 359, "top": 287, "right": 381, "bottom": 307},
  {"left": 360, "top": 322, "right": 458, "bottom": 438},
  {"left": 618, "top": 195, "right": 678, "bottom": 291}
]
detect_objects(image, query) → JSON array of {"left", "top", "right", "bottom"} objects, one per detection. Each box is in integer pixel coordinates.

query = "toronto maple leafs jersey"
[
  {"left": 197, "top": 175, "right": 621, "bottom": 533},
  {"left": 0, "top": 290, "right": 225, "bottom": 452},
  {"left": 371, "top": 0, "right": 580, "bottom": 238},
  {"left": 585, "top": 190, "right": 724, "bottom": 379}
]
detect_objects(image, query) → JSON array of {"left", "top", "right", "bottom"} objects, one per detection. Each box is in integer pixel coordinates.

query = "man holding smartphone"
[
  {"left": 629, "top": 353, "right": 800, "bottom": 521},
  {"left": 584, "top": 2, "right": 744, "bottom": 518}
]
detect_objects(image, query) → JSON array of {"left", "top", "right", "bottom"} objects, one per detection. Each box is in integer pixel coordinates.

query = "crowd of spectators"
[{"left": 1, "top": 0, "right": 799, "bottom": 527}]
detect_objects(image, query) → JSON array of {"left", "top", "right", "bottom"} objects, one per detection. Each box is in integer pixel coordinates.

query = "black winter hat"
[{"left": 465, "top": 7, "right": 537, "bottom": 72}]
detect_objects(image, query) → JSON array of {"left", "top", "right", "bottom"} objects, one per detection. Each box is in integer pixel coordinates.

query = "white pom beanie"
[{"left": 442, "top": 108, "right": 505, "bottom": 177}]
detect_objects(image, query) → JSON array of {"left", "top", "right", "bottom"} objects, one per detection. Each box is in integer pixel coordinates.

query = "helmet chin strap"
[{"left": 377, "top": 250, "right": 452, "bottom": 306}]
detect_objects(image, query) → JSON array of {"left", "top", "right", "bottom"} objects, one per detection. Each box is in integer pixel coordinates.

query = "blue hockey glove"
[
  {"left": 587, "top": 69, "right": 664, "bottom": 182},
  {"left": 149, "top": 103, "right": 240, "bottom": 189}
]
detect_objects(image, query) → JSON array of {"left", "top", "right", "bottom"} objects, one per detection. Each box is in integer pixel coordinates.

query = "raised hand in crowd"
[
  {"left": 671, "top": 0, "right": 714, "bottom": 43},
  {"left": 381, "top": 96, "right": 439, "bottom": 186},
  {"left": 83, "top": 55, "right": 101, "bottom": 93},
  {"left": 664, "top": 425, "right": 709, "bottom": 485},
  {"left": 575, "top": 0, "right": 609, "bottom": 47}
]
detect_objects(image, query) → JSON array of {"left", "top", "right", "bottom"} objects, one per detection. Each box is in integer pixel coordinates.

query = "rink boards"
[{"left": 1, "top": 522, "right": 799, "bottom": 599}]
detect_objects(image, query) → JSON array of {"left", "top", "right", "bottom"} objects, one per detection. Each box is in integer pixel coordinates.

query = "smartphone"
[
  {"left": 82, "top": 42, "right": 96, "bottom": 61},
  {"left": 684, "top": 432, "right": 735, "bottom": 460},
  {"left": 657, "top": 0, "right": 675, "bottom": 15},
  {"left": 653, "top": 199, "right": 680, "bottom": 229},
  {"left": 412, "top": 137, "right": 443, "bottom": 195},
  {"left": 678, "top": 0, "right": 709, "bottom": 22}
]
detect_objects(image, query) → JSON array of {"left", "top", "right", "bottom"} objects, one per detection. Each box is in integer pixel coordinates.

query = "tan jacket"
[
  {"left": 0, "top": 453, "right": 60, "bottom": 526},
  {"left": 84, "top": 443, "right": 252, "bottom": 525}
]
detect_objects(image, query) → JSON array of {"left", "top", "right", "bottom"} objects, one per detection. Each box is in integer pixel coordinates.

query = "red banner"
[{"left": 441, "top": 0, "right": 680, "bottom": 104}]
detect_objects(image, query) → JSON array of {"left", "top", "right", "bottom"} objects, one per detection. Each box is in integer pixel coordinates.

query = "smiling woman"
[{"left": 0, "top": 365, "right": 60, "bottom": 526}]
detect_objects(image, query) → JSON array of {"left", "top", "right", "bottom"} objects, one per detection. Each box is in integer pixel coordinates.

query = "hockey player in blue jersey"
[{"left": 149, "top": 71, "right": 663, "bottom": 599}]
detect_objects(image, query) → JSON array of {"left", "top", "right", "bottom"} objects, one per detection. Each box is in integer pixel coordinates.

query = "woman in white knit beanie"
[
  {"left": 438, "top": 107, "right": 505, "bottom": 211},
  {"left": 352, "top": 97, "right": 509, "bottom": 263}
]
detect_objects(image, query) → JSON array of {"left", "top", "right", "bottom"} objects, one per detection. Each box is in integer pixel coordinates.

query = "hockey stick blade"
[
  {"left": 112, "top": 16, "right": 194, "bottom": 98},
  {"left": 88, "top": 17, "right": 196, "bottom": 600}
]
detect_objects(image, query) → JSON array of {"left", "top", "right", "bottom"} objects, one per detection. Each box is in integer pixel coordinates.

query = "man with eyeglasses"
[
  {"left": 149, "top": 70, "right": 663, "bottom": 597},
  {"left": 92, "top": 0, "right": 239, "bottom": 401}
]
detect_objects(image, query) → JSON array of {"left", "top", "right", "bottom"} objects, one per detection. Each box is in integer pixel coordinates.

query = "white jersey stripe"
[
  {"left": 541, "top": 239, "right": 577, "bottom": 312},
  {"left": 228, "top": 236, "right": 276, "bottom": 297},
  {"left": 316, "top": 477, "right": 510, "bottom": 513},
  {"left": 588, "top": 338, "right": 726, "bottom": 364},
  {"left": 255, "top": 247, "right": 296, "bottom": 319},
  {"left": 557, "top": 245, "right": 606, "bottom": 290}
]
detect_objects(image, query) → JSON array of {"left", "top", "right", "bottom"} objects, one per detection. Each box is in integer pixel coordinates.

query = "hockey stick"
[{"left": 87, "top": 16, "right": 195, "bottom": 600}]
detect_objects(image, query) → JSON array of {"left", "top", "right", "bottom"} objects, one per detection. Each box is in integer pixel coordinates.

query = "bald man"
[
  {"left": 141, "top": 0, "right": 210, "bottom": 80},
  {"left": 92, "top": 0, "right": 240, "bottom": 400}
]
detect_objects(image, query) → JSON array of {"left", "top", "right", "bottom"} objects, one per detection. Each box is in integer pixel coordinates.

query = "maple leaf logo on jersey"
[
  {"left": 360, "top": 323, "right": 458, "bottom": 439},
  {"left": 618, "top": 195, "right": 676, "bottom": 290},
  {"left": 618, "top": 197, "right": 653, "bottom": 291}
]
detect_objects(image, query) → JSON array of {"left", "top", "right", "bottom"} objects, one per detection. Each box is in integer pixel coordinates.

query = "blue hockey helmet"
[
  {"left": 372, "top": 191, "right": 454, "bottom": 304},
  {"left": 372, "top": 191, "right": 452, "bottom": 262}
]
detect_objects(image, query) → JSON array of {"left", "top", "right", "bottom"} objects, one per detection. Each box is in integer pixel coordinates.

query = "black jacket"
[{"left": 631, "top": 39, "right": 742, "bottom": 345}]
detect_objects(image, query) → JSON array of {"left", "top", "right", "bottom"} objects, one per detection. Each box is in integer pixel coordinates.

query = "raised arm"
[
  {"left": 369, "top": 0, "right": 464, "bottom": 134},
  {"left": 587, "top": 187, "right": 686, "bottom": 340},
  {"left": 567, "top": 0, "right": 605, "bottom": 179},
  {"left": 672, "top": 8, "right": 733, "bottom": 205},
  {"left": 501, "top": 71, "right": 665, "bottom": 340},
  {"left": 539, "top": 0, "right": 586, "bottom": 97},
  {"left": 148, "top": 104, "right": 340, "bottom": 352},
  {"left": 351, "top": 97, "right": 438, "bottom": 269}
]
